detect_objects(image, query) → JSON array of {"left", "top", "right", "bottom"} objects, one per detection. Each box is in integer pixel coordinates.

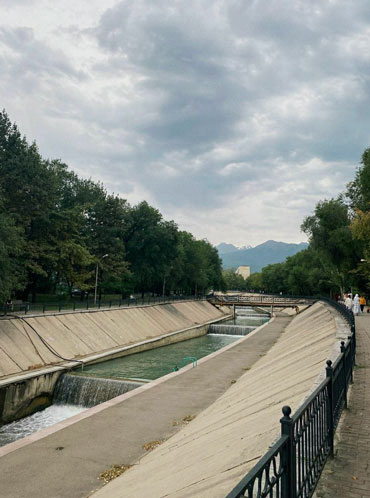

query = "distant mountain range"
[{"left": 216, "top": 240, "right": 308, "bottom": 273}]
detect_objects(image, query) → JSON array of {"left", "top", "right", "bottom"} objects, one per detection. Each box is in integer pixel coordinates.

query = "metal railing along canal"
[{"left": 1, "top": 294, "right": 205, "bottom": 316}]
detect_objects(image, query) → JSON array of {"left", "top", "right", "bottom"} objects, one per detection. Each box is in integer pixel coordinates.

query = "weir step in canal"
[
  {"left": 209, "top": 307, "right": 270, "bottom": 336},
  {"left": 208, "top": 323, "right": 257, "bottom": 336},
  {"left": 53, "top": 374, "right": 143, "bottom": 408}
]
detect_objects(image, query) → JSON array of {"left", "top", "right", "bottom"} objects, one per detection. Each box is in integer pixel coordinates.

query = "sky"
[{"left": 1, "top": 0, "right": 369, "bottom": 247}]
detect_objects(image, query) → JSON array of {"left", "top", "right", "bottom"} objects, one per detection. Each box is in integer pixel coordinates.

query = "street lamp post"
[{"left": 94, "top": 254, "right": 108, "bottom": 305}]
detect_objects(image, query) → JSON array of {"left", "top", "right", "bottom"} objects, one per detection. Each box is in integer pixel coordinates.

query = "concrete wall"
[
  {"left": 0, "top": 371, "right": 62, "bottom": 424},
  {"left": 0, "top": 300, "right": 223, "bottom": 380}
]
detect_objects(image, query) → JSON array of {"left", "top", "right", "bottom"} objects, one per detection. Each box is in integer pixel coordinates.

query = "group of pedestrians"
[{"left": 342, "top": 293, "right": 366, "bottom": 314}]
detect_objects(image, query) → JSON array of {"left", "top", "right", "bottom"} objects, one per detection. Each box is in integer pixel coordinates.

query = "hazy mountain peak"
[
  {"left": 218, "top": 240, "right": 308, "bottom": 272},
  {"left": 216, "top": 242, "right": 252, "bottom": 254}
]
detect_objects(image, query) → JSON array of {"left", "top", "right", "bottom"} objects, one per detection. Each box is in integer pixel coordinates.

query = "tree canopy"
[{"left": 0, "top": 110, "right": 224, "bottom": 302}]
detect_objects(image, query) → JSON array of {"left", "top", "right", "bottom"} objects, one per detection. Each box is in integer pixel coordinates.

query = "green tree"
[
  {"left": 84, "top": 193, "right": 131, "bottom": 297},
  {"left": 0, "top": 197, "right": 23, "bottom": 302},
  {"left": 222, "top": 269, "right": 246, "bottom": 291},
  {"left": 0, "top": 111, "right": 62, "bottom": 300},
  {"left": 301, "top": 199, "right": 358, "bottom": 293},
  {"left": 346, "top": 148, "right": 370, "bottom": 211},
  {"left": 246, "top": 272, "right": 262, "bottom": 291},
  {"left": 260, "top": 263, "right": 287, "bottom": 294},
  {"left": 124, "top": 202, "right": 179, "bottom": 296}
]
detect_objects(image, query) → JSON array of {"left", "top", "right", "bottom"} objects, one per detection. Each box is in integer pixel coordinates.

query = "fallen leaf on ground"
[
  {"left": 182, "top": 414, "right": 196, "bottom": 423},
  {"left": 143, "top": 440, "right": 163, "bottom": 451},
  {"left": 99, "top": 464, "right": 132, "bottom": 483}
]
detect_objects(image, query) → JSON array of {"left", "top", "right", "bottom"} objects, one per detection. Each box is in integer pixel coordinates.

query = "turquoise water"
[{"left": 75, "top": 334, "right": 239, "bottom": 381}]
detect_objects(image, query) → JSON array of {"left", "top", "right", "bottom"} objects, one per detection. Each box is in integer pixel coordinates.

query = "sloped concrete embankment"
[
  {"left": 0, "top": 301, "right": 224, "bottom": 422},
  {"left": 91, "top": 301, "right": 348, "bottom": 498}
]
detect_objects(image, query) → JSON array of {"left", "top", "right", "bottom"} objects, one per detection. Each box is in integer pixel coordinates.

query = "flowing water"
[
  {"left": 77, "top": 334, "right": 239, "bottom": 381},
  {"left": 0, "top": 307, "right": 269, "bottom": 447},
  {"left": 0, "top": 404, "right": 85, "bottom": 447},
  {"left": 209, "top": 307, "right": 270, "bottom": 336},
  {"left": 53, "top": 375, "right": 143, "bottom": 407}
]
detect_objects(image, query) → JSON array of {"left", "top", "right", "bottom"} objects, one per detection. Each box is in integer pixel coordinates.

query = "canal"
[{"left": 0, "top": 307, "right": 270, "bottom": 447}]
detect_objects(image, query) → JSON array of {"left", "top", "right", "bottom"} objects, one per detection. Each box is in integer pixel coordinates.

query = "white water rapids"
[{"left": 0, "top": 404, "right": 86, "bottom": 447}]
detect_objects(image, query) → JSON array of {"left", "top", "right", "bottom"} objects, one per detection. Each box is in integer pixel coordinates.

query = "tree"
[
  {"left": 346, "top": 148, "right": 370, "bottom": 211},
  {"left": 84, "top": 193, "right": 131, "bottom": 296},
  {"left": 260, "top": 263, "right": 287, "bottom": 294},
  {"left": 301, "top": 199, "right": 358, "bottom": 293},
  {"left": 222, "top": 269, "right": 246, "bottom": 291},
  {"left": 246, "top": 272, "right": 262, "bottom": 291},
  {"left": 123, "top": 202, "right": 179, "bottom": 296},
  {"left": 0, "top": 196, "right": 23, "bottom": 302},
  {"left": 0, "top": 111, "right": 63, "bottom": 300}
]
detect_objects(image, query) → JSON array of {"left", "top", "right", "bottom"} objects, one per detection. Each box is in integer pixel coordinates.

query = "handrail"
[
  {"left": 226, "top": 298, "right": 355, "bottom": 498},
  {"left": 0, "top": 295, "right": 206, "bottom": 316},
  {"left": 181, "top": 357, "right": 198, "bottom": 368},
  {"left": 208, "top": 294, "right": 315, "bottom": 307}
]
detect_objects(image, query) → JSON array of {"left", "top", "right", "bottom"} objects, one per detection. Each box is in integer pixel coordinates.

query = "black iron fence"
[
  {"left": 226, "top": 299, "right": 355, "bottom": 498},
  {"left": 1, "top": 294, "right": 205, "bottom": 316}
]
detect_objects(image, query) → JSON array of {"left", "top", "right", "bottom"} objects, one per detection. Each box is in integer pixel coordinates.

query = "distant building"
[{"left": 235, "top": 265, "right": 251, "bottom": 279}]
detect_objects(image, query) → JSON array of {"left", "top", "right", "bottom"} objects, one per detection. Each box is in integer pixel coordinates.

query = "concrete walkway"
[
  {"left": 315, "top": 314, "right": 370, "bottom": 498},
  {"left": 0, "top": 317, "right": 290, "bottom": 498}
]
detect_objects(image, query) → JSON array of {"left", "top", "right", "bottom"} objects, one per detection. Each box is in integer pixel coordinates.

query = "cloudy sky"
[{"left": 1, "top": 0, "right": 369, "bottom": 246}]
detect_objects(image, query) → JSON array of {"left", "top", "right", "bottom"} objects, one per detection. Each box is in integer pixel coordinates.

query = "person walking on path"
[
  {"left": 353, "top": 293, "right": 360, "bottom": 315},
  {"left": 360, "top": 295, "right": 366, "bottom": 312},
  {"left": 344, "top": 293, "right": 352, "bottom": 310}
]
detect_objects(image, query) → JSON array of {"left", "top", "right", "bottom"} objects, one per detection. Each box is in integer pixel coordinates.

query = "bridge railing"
[
  {"left": 209, "top": 294, "right": 315, "bottom": 306},
  {"left": 225, "top": 299, "right": 355, "bottom": 498}
]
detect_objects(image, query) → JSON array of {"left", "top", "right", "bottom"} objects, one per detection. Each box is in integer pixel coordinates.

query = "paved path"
[
  {"left": 0, "top": 317, "right": 290, "bottom": 498},
  {"left": 315, "top": 314, "right": 370, "bottom": 498}
]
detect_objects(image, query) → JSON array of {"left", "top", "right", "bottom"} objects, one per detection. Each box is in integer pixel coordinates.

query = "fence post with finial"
[
  {"left": 340, "top": 341, "right": 348, "bottom": 409},
  {"left": 280, "top": 405, "right": 296, "bottom": 498},
  {"left": 326, "top": 360, "right": 334, "bottom": 457},
  {"left": 348, "top": 335, "right": 354, "bottom": 383},
  {"left": 351, "top": 320, "right": 356, "bottom": 359}
]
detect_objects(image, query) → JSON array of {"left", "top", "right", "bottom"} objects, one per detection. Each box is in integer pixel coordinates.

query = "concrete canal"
[{"left": 0, "top": 306, "right": 270, "bottom": 447}]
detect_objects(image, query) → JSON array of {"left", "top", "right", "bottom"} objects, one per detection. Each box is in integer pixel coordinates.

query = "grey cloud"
[
  {"left": 1, "top": 0, "right": 369, "bottom": 244},
  {"left": 0, "top": 27, "right": 87, "bottom": 84}
]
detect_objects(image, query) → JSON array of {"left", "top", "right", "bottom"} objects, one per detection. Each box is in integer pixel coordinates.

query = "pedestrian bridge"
[{"left": 207, "top": 293, "right": 314, "bottom": 308}]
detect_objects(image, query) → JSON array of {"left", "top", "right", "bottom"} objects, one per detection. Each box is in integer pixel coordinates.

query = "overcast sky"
[{"left": 1, "top": 0, "right": 369, "bottom": 247}]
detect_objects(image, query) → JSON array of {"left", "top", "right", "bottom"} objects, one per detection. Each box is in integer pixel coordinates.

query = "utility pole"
[{"left": 94, "top": 254, "right": 108, "bottom": 305}]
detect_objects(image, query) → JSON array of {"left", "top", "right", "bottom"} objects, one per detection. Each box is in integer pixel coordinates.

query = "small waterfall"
[
  {"left": 53, "top": 374, "right": 143, "bottom": 408},
  {"left": 209, "top": 308, "right": 270, "bottom": 336},
  {"left": 208, "top": 324, "right": 254, "bottom": 336}
]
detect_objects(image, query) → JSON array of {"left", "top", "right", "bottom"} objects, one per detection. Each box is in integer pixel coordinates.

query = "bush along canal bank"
[{"left": 0, "top": 306, "right": 270, "bottom": 448}]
